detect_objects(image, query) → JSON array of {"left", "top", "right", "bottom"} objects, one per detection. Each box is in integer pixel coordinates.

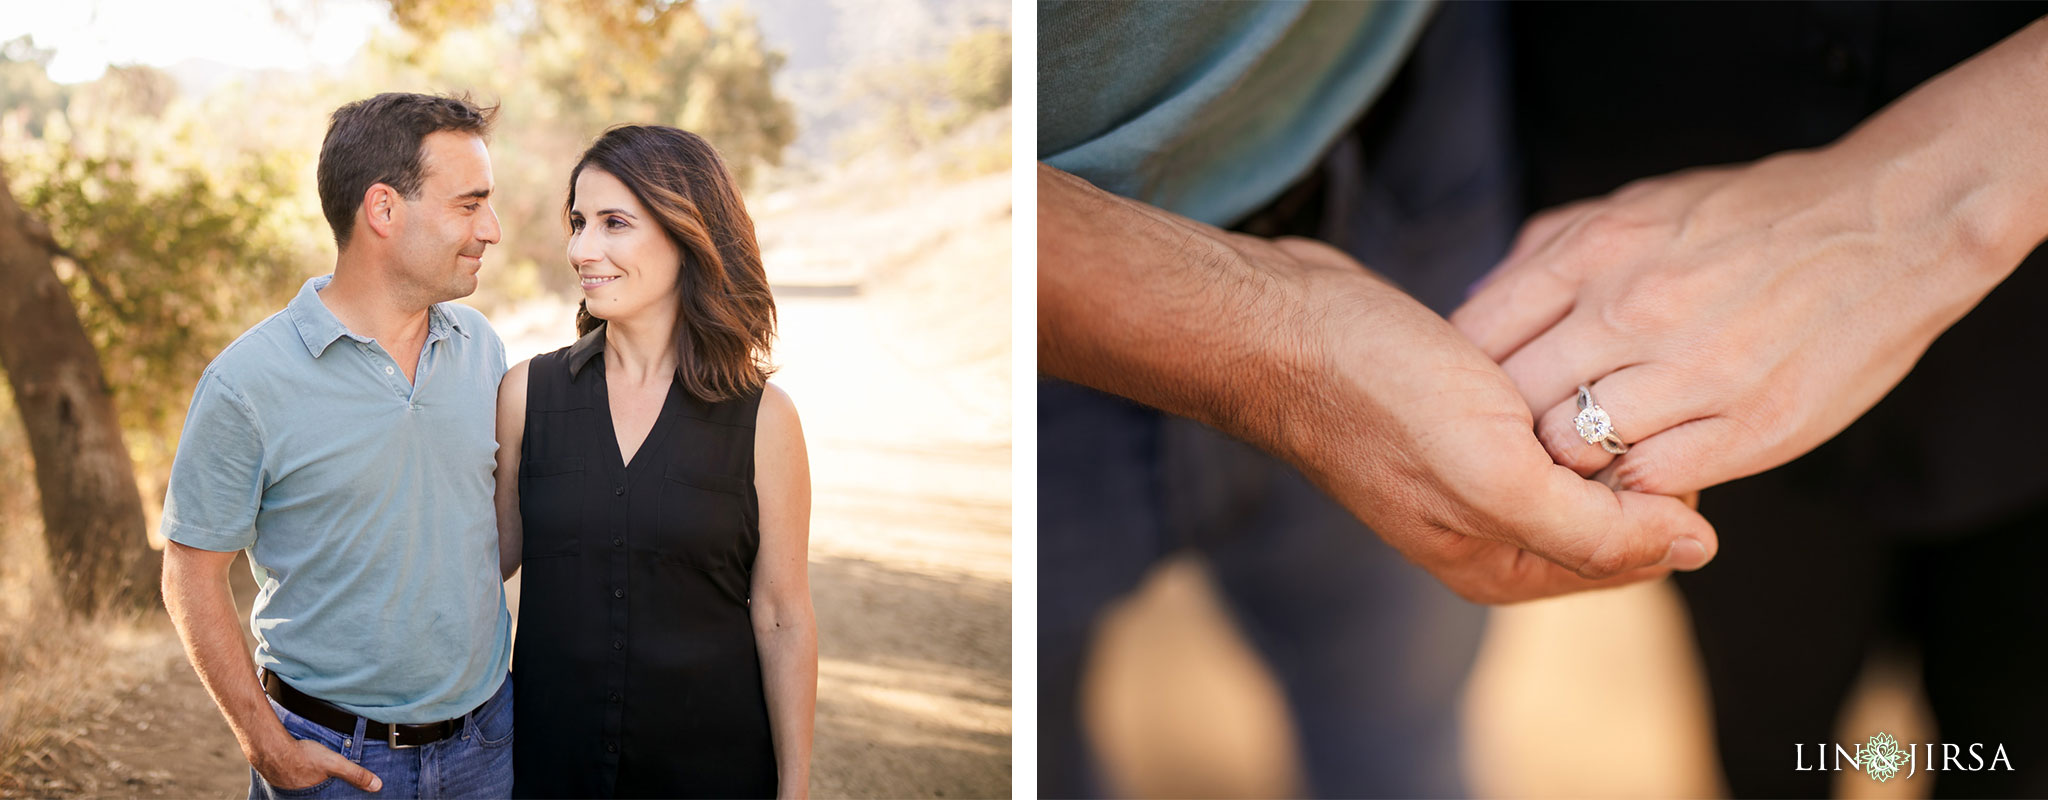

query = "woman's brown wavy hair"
[{"left": 569, "top": 125, "right": 776, "bottom": 403}]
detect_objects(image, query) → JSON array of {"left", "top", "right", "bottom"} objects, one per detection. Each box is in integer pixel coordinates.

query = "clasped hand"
[{"left": 1452, "top": 144, "right": 2011, "bottom": 498}]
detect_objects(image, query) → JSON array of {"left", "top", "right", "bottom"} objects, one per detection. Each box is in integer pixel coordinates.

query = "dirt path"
[
  {"left": 1, "top": 556, "right": 260, "bottom": 799},
  {"left": 3, "top": 172, "right": 1012, "bottom": 799}
]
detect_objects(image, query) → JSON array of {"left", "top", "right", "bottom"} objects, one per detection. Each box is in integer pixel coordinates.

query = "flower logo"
[{"left": 1864, "top": 732, "right": 1904, "bottom": 782}]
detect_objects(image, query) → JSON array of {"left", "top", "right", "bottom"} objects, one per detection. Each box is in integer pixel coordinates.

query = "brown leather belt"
[{"left": 261, "top": 670, "right": 466, "bottom": 749}]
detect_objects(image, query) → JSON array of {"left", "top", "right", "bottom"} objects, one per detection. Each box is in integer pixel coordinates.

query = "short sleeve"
[{"left": 161, "top": 372, "right": 266, "bottom": 552}]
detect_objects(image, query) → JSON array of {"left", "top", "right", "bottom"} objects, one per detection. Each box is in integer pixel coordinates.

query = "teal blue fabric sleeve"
[
  {"left": 1040, "top": 0, "right": 1432, "bottom": 226},
  {"left": 161, "top": 371, "right": 265, "bottom": 552}
]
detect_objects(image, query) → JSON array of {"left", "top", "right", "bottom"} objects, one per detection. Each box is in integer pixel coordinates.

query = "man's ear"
[{"left": 362, "top": 183, "right": 402, "bottom": 239}]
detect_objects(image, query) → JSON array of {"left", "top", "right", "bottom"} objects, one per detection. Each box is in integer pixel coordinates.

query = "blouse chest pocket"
[
  {"left": 651, "top": 465, "right": 755, "bottom": 574},
  {"left": 519, "top": 456, "right": 587, "bottom": 557}
]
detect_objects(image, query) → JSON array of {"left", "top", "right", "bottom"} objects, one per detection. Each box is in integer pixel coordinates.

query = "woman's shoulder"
[
  {"left": 752, "top": 381, "right": 801, "bottom": 438},
  {"left": 756, "top": 381, "right": 795, "bottom": 419},
  {"left": 518, "top": 342, "right": 587, "bottom": 382},
  {"left": 506, "top": 343, "right": 593, "bottom": 414}
]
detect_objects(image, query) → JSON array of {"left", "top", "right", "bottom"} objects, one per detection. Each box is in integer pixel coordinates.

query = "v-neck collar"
[{"left": 582, "top": 335, "right": 681, "bottom": 473}]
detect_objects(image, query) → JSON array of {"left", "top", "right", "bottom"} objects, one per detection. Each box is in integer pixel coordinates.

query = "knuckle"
[
  {"left": 1611, "top": 455, "right": 1672, "bottom": 496},
  {"left": 1446, "top": 571, "right": 1517, "bottom": 606},
  {"left": 1599, "top": 271, "right": 1685, "bottom": 335},
  {"left": 1576, "top": 536, "right": 1636, "bottom": 580},
  {"left": 1569, "top": 210, "right": 1648, "bottom": 256},
  {"left": 1514, "top": 207, "right": 1572, "bottom": 250},
  {"left": 1445, "top": 577, "right": 1499, "bottom": 605},
  {"left": 1733, "top": 387, "right": 1799, "bottom": 440},
  {"left": 1610, "top": 177, "right": 1663, "bottom": 203},
  {"left": 1540, "top": 417, "right": 1603, "bottom": 475},
  {"left": 1614, "top": 438, "right": 1712, "bottom": 497}
]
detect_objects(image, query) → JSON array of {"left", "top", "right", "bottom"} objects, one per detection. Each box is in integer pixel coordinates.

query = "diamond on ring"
[
  {"left": 1574, "top": 384, "right": 1629, "bottom": 454},
  {"left": 1574, "top": 405, "right": 1614, "bottom": 443}
]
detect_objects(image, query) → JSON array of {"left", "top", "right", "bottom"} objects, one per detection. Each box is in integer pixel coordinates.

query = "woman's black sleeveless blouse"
[{"left": 511, "top": 328, "right": 775, "bottom": 798}]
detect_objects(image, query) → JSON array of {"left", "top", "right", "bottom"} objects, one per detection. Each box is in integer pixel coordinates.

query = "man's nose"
[{"left": 478, "top": 203, "right": 502, "bottom": 245}]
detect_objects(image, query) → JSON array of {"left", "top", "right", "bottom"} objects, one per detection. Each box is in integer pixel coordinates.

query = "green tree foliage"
[
  {"left": 2, "top": 57, "right": 311, "bottom": 475},
  {"left": 834, "top": 26, "right": 1010, "bottom": 175},
  {"left": 11, "top": 143, "right": 303, "bottom": 444},
  {"left": 358, "top": 0, "right": 796, "bottom": 295},
  {"left": 946, "top": 29, "right": 1010, "bottom": 115}
]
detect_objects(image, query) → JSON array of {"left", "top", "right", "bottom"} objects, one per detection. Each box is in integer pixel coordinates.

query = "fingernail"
[
  {"left": 1662, "top": 538, "right": 1710, "bottom": 571},
  {"left": 371, "top": 778, "right": 382, "bottom": 792}
]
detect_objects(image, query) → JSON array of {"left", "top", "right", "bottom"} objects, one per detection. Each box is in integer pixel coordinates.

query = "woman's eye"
[
  {"left": 605, "top": 217, "right": 627, "bottom": 230},
  {"left": 569, "top": 218, "right": 584, "bottom": 232}
]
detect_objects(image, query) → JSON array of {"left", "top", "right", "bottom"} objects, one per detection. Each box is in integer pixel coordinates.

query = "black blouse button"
[
  {"left": 608, "top": 691, "right": 621, "bottom": 703},
  {"left": 606, "top": 741, "right": 618, "bottom": 753},
  {"left": 612, "top": 537, "right": 623, "bottom": 548},
  {"left": 613, "top": 587, "right": 624, "bottom": 598},
  {"left": 612, "top": 639, "right": 623, "bottom": 650},
  {"left": 613, "top": 486, "right": 625, "bottom": 496}
]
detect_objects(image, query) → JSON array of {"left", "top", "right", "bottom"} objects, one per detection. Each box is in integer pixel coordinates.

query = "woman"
[{"left": 494, "top": 125, "right": 816, "bottom": 798}]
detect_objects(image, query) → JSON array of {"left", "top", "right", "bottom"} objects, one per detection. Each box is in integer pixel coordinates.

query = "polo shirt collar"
[
  {"left": 286, "top": 275, "right": 356, "bottom": 358},
  {"left": 287, "top": 274, "right": 473, "bottom": 358}
]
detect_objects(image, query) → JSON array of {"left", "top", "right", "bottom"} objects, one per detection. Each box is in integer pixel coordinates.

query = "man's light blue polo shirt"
[
  {"left": 1040, "top": 0, "right": 1432, "bottom": 227},
  {"left": 162, "top": 274, "right": 511, "bottom": 724}
]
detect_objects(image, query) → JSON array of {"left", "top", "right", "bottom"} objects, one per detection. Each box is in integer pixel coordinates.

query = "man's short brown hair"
[{"left": 316, "top": 92, "right": 497, "bottom": 249}]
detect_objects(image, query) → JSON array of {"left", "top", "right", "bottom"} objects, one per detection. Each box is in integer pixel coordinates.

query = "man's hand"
[
  {"left": 1041, "top": 164, "right": 1716, "bottom": 604},
  {"left": 253, "top": 738, "right": 382, "bottom": 793},
  {"left": 161, "top": 542, "right": 383, "bottom": 793},
  {"left": 1451, "top": 18, "right": 2048, "bottom": 497}
]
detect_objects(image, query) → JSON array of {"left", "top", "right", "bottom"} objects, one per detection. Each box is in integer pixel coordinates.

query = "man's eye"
[{"left": 464, "top": 203, "right": 480, "bottom": 211}]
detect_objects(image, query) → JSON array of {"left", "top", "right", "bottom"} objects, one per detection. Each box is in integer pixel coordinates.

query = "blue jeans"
[{"left": 247, "top": 674, "right": 514, "bottom": 800}]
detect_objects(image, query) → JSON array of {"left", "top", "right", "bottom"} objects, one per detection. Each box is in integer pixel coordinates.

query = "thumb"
[
  {"left": 314, "top": 748, "right": 382, "bottom": 792},
  {"left": 1511, "top": 466, "right": 1719, "bottom": 580}
]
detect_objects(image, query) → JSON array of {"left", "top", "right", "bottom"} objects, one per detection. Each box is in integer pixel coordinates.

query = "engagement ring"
[{"left": 1574, "top": 384, "right": 1629, "bottom": 455}]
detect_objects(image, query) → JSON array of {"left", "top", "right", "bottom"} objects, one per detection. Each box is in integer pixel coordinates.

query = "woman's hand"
[{"left": 1451, "top": 12, "right": 2048, "bottom": 495}]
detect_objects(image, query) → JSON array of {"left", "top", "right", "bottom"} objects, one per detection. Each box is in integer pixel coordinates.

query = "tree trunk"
[{"left": 0, "top": 161, "right": 159, "bottom": 615}]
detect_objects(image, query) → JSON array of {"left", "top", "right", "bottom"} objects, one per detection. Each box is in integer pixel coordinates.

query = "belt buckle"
[{"left": 386, "top": 723, "right": 419, "bottom": 750}]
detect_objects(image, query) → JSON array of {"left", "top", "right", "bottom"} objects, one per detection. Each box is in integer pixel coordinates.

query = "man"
[{"left": 161, "top": 92, "right": 513, "bottom": 798}]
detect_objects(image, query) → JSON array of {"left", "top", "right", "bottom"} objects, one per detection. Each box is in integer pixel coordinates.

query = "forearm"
[
  {"left": 754, "top": 600, "right": 817, "bottom": 798},
  {"left": 162, "top": 552, "right": 293, "bottom": 769},
  {"left": 1036, "top": 163, "right": 1316, "bottom": 449},
  {"left": 495, "top": 493, "right": 521, "bottom": 582},
  {"left": 1833, "top": 15, "right": 2048, "bottom": 273}
]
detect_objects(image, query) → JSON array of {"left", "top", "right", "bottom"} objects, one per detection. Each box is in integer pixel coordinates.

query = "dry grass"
[{"left": 0, "top": 392, "right": 183, "bottom": 796}]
